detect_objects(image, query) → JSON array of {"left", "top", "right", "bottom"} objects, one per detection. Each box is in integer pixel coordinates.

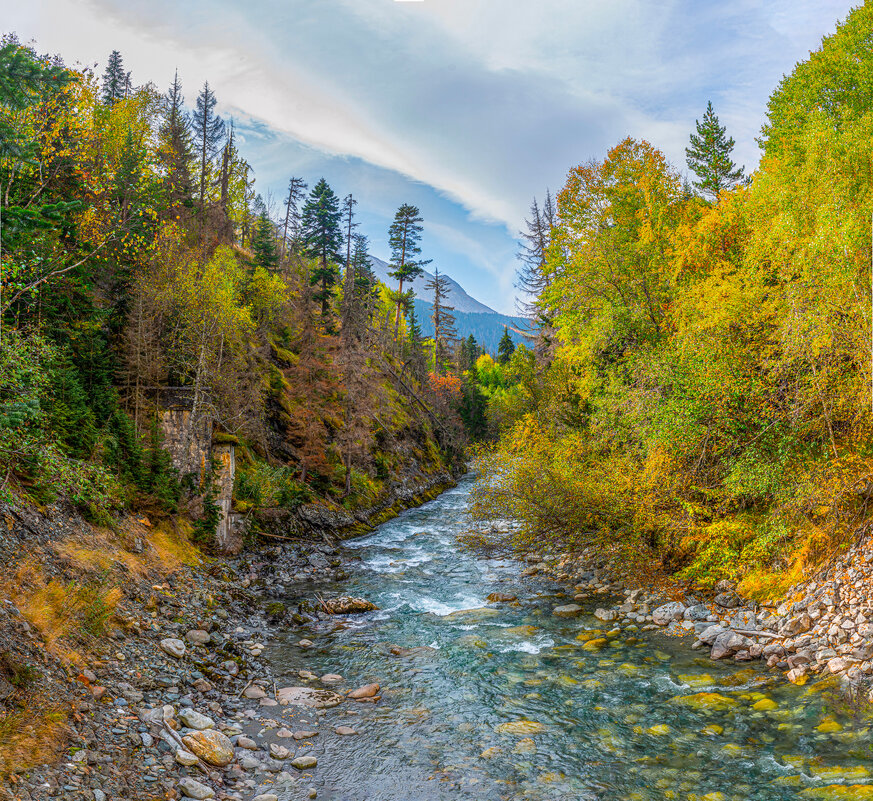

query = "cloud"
[{"left": 6, "top": 0, "right": 858, "bottom": 311}]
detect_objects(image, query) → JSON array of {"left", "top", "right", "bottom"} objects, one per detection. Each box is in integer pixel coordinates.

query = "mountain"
[{"left": 369, "top": 256, "right": 531, "bottom": 354}]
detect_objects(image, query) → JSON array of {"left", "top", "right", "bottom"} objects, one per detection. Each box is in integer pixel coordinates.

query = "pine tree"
[
  {"left": 301, "top": 178, "right": 343, "bottom": 320},
  {"left": 685, "top": 101, "right": 745, "bottom": 200},
  {"left": 157, "top": 70, "right": 194, "bottom": 217},
  {"left": 388, "top": 203, "right": 431, "bottom": 336},
  {"left": 498, "top": 327, "right": 515, "bottom": 365},
  {"left": 191, "top": 81, "right": 225, "bottom": 228},
  {"left": 251, "top": 210, "right": 278, "bottom": 272},
  {"left": 101, "top": 50, "right": 130, "bottom": 105},
  {"left": 425, "top": 268, "right": 457, "bottom": 374}
]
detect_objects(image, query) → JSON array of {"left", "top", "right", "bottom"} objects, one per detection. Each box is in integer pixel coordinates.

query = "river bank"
[
  {"left": 487, "top": 522, "right": 873, "bottom": 701},
  {"left": 0, "top": 471, "right": 456, "bottom": 801}
]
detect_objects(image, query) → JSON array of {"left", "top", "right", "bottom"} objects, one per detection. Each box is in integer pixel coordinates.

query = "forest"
[
  {"left": 474, "top": 4, "right": 873, "bottom": 597},
  {"left": 0, "top": 36, "right": 499, "bottom": 536}
]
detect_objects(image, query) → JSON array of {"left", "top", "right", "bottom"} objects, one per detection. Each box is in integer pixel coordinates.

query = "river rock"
[
  {"left": 277, "top": 686, "right": 344, "bottom": 708},
  {"left": 293, "top": 730, "right": 319, "bottom": 740},
  {"left": 320, "top": 673, "right": 343, "bottom": 684},
  {"left": 243, "top": 684, "right": 268, "bottom": 699},
  {"left": 160, "top": 638, "right": 186, "bottom": 658},
  {"left": 291, "top": 755, "right": 318, "bottom": 770},
  {"left": 321, "top": 596, "right": 378, "bottom": 614},
  {"left": 179, "top": 709, "right": 214, "bottom": 730},
  {"left": 348, "top": 683, "right": 380, "bottom": 699},
  {"left": 181, "top": 729, "right": 235, "bottom": 766},
  {"left": 552, "top": 604, "right": 583, "bottom": 617},
  {"left": 684, "top": 604, "right": 710, "bottom": 621},
  {"left": 298, "top": 639, "right": 314, "bottom": 648},
  {"left": 253, "top": 795, "right": 279, "bottom": 801},
  {"left": 710, "top": 631, "right": 752, "bottom": 660},
  {"left": 269, "top": 743, "right": 291, "bottom": 759},
  {"left": 714, "top": 591, "right": 741, "bottom": 609},
  {"left": 594, "top": 608, "right": 619, "bottom": 622},
  {"left": 487, "top": 592, "right": 517, "bottom": 602},
  {"left": 335, "top": 726, "right": 358, "bottom": 735},
  {"left": 178, "top": 778, "right": 214, "bottom": 799},
  {"left": 185, "top": 629, "right": 210, "bottom": 645},
  {"left": 653, "top": 602, "right": 686, "bottom": 625},
  {"left": 236, "top": 735, "right": 258, "bottom": 750},
  {"left": 175, "top": 748, "right": 200, "bottom": 766}
]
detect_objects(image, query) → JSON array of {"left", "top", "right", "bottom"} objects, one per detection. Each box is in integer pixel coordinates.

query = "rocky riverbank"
[
  {"left": 0, "top": 472, "right": 457, "bottom": 801},
  {"left": 474, "top": 520, "right": 873, "bottom": 702}
]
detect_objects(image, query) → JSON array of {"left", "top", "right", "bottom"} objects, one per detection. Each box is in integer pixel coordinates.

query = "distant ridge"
[{"left": 369, "top": 255, "right": 531, "bottom": 354}]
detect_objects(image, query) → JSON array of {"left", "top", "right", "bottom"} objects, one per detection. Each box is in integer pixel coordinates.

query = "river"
[{"left": 270, "top": 475, "right": 872, "bottom": 800}]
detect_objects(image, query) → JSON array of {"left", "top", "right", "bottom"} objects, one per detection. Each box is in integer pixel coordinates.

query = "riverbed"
[{"left": 270, "top": 475, "right": 873, "bottom": 800}]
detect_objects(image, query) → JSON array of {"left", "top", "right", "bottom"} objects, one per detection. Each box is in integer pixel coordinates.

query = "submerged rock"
[
  {"left": 552, "top": 604, "right": 583, "bottom": 617},
  {"left": 277, "top": 686, "right": 344, "bottom": 708},
  {"left": 321, "top": 596, "right": 378, "bottom": 614}
]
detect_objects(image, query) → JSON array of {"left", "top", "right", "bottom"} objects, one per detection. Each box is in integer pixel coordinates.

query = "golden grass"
[{"left": 0, "top": 707, "right": 70, "bottom": 779}]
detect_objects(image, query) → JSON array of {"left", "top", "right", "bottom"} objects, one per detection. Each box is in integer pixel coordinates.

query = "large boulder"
[
  {"left": 710, "top": 631, "right": 753, "bottom": 660},
  {"left": 181, "top": 729, "right": 235, "bottom": 766},
  {"left": 652, "top": 602, "right": 686, "bottom": 626}
]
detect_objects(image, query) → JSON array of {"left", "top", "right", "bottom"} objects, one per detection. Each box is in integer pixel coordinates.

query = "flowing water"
[{"left": 271, "top": 475, "right": 873, "bottom": 800}]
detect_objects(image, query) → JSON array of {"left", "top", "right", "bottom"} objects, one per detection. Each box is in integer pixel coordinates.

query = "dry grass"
[{"left": 0, "top": 707, "right": 70, "bottom": 779}]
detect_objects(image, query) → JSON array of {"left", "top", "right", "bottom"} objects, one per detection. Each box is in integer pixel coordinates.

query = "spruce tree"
[
  {"left": 281, "top": 177, "right": 307, "bottom": 260},
  {"left": 685, "top": 101, "right": 745, "bottom": 200},
  {"left": 251, "top": 210, "right": 279, "bottom": 272},
  {"left": 157, "top": 70, "right": 194, "bottom": 216},
  {"left": 425, "top": 268, "right": 457, "bottom": 374},
  {"left": 301, "top": 178, "right": 343, "bottom": 319},
  {"left": 191, "top": 81, "right": 225, "bottom": 226},
  {"left": 498, "top": 327, "right": 515, "bottom": 365},
  {"left": 388, "top": 203, "right": 431, "bottom": 335},
  {"left": 101, "top": 50, "right": 130, "bottom": 105}
]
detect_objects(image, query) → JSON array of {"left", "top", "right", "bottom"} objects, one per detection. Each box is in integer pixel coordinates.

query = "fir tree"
[
  {"left": 388, "top": 203, "right": 431, "bottom": 335},
  {"left": 341, "top": 193, "right": 358, "bottom": 297},
  {"left": 498, "top": 327, "right": 515, "bottom": 364},
  {"left": 101, "top": 50, "right": 130, "bottom": 105},
  {"left": 685, "top": 101, "right": 745, "bottom": 200},
  {"left": 516, "top": 190, "right": 555, "bottom": 317},
  {"left": 301, "top": 178, "right": 343, "bottom": 319},
  {"left": 191, "top": 80, "right": 225, "bottom": 226}
]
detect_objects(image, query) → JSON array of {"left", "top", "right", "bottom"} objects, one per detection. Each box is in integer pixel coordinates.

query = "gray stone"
[
  {"left": 253, "top": 795, "right": 279, "bottom": 801},
  {"left": 593, "top": 608, "right": 618, "bottom": 622},
  {"left": 243, "top": 685, "right": 268, "bottom": 699},
  {"left": 185, "top": 629, "right": 211, "bottom": 645},
  {"left": 714, "top": 592, "right": 741, "bottom": 609},
  {"left": 160, "top": 638, "right": 186, "bottom": 659},
  {"left": 684, "top": 604, "right": 710, "bottom": 621},
  {"left": 652, "top": 602, "right": 686, "bottom": 626},
  {"left": 178, "top": 777, "right": 215, "bottom": 799},
  {"left": 175, "top": 748, "right": 200, "bottom": 766},
  {"left": 179, "top": 709, "right": 214, "bottom": 730},
  {"left": 552, "top": 604, "right": 583, "bottom": 618},
  {"left": 320, "top": 673, "right": 343, "bottom": 684},
  {"left": 236, "top": 735, "right": 258, "bottom": 750},
  {"left": 291, "top": 755, "right": 318, "bottom": 770},
  {"left": 335, "top": 725, "right": 357, "bottom": 735},
  {"left": 269, "top": 743, "right": 291, "bottom": 760},
  {"left": 698, "top": 624, "right": 725, "bottom": 645}
]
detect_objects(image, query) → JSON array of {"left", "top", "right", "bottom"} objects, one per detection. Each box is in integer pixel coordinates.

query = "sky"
[{"left": 7, "top": 0, "right": 859, "bottom": 314}]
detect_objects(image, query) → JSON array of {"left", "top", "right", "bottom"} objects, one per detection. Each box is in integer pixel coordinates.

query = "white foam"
[{"left": 499, "top": 638, "right": 554, "bottom": 655}]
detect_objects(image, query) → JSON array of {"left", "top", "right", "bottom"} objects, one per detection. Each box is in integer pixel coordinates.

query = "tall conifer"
[
  {"left": 301, "top": 178, "right": 343, "bottom": 319},
  {"left": 686, "top": 101, "right": 745, "bottom": 200},
  {"left": 388, "top": 203, "right": 430, "bottom": 336}
]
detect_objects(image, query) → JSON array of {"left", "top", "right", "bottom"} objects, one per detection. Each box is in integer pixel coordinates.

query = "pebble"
[
  {"left": 244, "top": 685, "right": 268, "bottom": 699},
  {"left": 293, "top": 730, "right": 319, "bottom": 740},
  {"left": 185, "top": 629, "right": 210, "bottom": 645},
  {"left": 253, "top": 795, "right": 279, "bottom": 801},
  {"left": 292, "top": 755, "right": 318, "bottom": 770},
  {"left": 236, "top": 735, "right": 258, "bottom": 749},
  {"left": 335, "top": 726, "right": 358, "bottom": 735},
  {"left": 298, "top": 639, "right": 314, "bottom": 648},
  {"left": 320, "top": 673, "right": 343, "bottom": 684}
]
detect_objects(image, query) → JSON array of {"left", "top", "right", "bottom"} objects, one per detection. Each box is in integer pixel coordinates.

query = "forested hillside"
[
  {"left": 474, "top": 5, "right": 873, "bottom": 598},
  {"left": 0, "top": 37, "right": 477, "bottom": 539}
]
